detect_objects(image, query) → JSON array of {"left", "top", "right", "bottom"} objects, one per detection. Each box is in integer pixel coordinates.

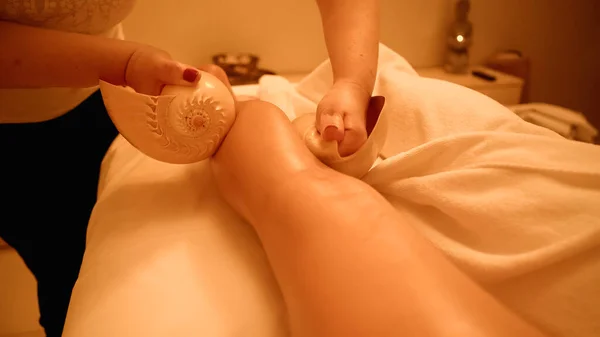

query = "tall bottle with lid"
[{"left": 444, "top": 0, "right": 473, "bottom": 74}]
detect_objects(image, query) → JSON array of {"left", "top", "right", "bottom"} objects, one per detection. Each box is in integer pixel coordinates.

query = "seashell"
[
  {"left": 99, "top": 71, "right": 236, "bottom": 164},
  {"left": 292, "top": 96, "right": 387, "bottom": 178}
]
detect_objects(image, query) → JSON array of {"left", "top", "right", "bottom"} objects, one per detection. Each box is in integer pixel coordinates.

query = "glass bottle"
[{"left": 444, "top": 0, "right": 473, "bottom": 74}]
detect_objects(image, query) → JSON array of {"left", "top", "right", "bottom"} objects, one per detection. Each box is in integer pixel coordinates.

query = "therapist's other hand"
[{"left": 316, "top": 80, "right": 372, "bottom": 157}]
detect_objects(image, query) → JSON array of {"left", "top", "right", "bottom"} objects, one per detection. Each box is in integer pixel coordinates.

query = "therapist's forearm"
[
  {"left": 0, "top": 21, "right": 137, "bottom": 89},
  {"left": 315, "top": 0, "right": 379, "bottom": 93}
]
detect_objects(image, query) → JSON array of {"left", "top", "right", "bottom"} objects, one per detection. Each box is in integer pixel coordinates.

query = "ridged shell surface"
[{"left": 100, "top": 71, "right": 236, "bottom": 164}]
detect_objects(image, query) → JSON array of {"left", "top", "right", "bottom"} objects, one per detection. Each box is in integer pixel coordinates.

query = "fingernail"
[
  {"left": 321, "top": 113, "right": 343, "bottom": 132},
  {"left": 320, "top": 114, "right": 344, "bottom": 141},
  {"left": 323, "top": 126, "right": 344, "bottom": 142},
  {"left": 183, "top": 68, "right": 199, "bottom": 82}
]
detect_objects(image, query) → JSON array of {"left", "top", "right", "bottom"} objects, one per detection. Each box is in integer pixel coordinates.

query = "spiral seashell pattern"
[{"left": 99, "top": 71, "right": 236, "bottom": 164}]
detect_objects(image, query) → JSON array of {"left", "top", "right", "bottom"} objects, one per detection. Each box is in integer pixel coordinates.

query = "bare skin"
[
  {"left": 0, "top": 21, "right": 202, "bottom": 96},
  {"left": 1, "top": 0, "right": 379, "bottom": 156},
  {"left": 315, "top": 0, "right": 379, "bottom": 156},
  {"left": 211, "top": 100, "right": 548, "bottom": 337}
]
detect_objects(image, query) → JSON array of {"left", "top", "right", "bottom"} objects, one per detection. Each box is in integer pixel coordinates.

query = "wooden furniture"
[
  {"left": 416, "top": 66, "right": 524, "bottom": 105},
  {"left": 281, "top": 67, "right": 524, "bottom": 106}
]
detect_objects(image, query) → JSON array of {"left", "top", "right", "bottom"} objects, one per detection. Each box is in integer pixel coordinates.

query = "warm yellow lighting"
[{"left": 457, "top": 35, "right": 464, "bottom": 43}]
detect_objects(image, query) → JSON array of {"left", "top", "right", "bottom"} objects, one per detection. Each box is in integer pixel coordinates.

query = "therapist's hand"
[
  {"left": 124, "top": 46, "right": 202, "bottom": 96},
  {"left": 316, "top": 80, "right": 371, "bottom": 157},
  {"left": 125, "top": 47, "right": 232, "bottom": 96}
]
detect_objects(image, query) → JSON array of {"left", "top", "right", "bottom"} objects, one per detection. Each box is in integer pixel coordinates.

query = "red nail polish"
[{"left": 183, "top": 68, "right": 199, "bottom": 82}]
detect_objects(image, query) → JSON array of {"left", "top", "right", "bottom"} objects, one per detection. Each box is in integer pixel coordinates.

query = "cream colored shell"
[
  {"left": 99, "top": 71, "right": 236, "bottom": 164},
  {"left": 292, "top": 96, "right": 387, "bottom": 178},
  {"left": 101, "top": 74, "right": 385, "bottom": 177}
]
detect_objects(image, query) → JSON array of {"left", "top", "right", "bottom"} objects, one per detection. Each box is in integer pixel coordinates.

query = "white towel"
[
  {"left": 257, "top": 75, "right": 297, "bottom": 120},
  {"left": 510, "top": 103, "right": 598, "bottom": 143},
  {"left": 518, "top": 110, "right": 576, "bottom": 138},
  {"left": 256, "top": 44, "right": 600, "bottom": 337}
]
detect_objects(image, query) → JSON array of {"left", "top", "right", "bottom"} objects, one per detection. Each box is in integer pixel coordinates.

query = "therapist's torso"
[{"left": 0, "top": 0, "right": 137, "bottom": 123}]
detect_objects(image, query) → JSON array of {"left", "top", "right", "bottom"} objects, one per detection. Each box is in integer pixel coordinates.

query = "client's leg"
[{"left": 211, "top": 100, "right": 546, "bottom": 337}]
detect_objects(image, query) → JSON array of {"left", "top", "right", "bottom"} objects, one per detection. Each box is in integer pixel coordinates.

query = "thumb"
[
  {"left": 158, "top": 61, "right": 201, "bottom": 87},
  {"left": 316, "top": 104, "right": 345, "bottom": 142}
]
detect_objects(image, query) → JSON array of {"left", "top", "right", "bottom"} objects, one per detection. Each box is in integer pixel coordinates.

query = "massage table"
[{"left": 63, "top": 45, "right": 600, "bottom": 337}]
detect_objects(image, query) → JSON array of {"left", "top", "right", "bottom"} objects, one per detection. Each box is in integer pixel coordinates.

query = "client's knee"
[
  {"left": 235, "top": 99, "right": 292, "bottom": 131},
  {"left": 217, "top": 98, "right": 312, "bottom": 165}
]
